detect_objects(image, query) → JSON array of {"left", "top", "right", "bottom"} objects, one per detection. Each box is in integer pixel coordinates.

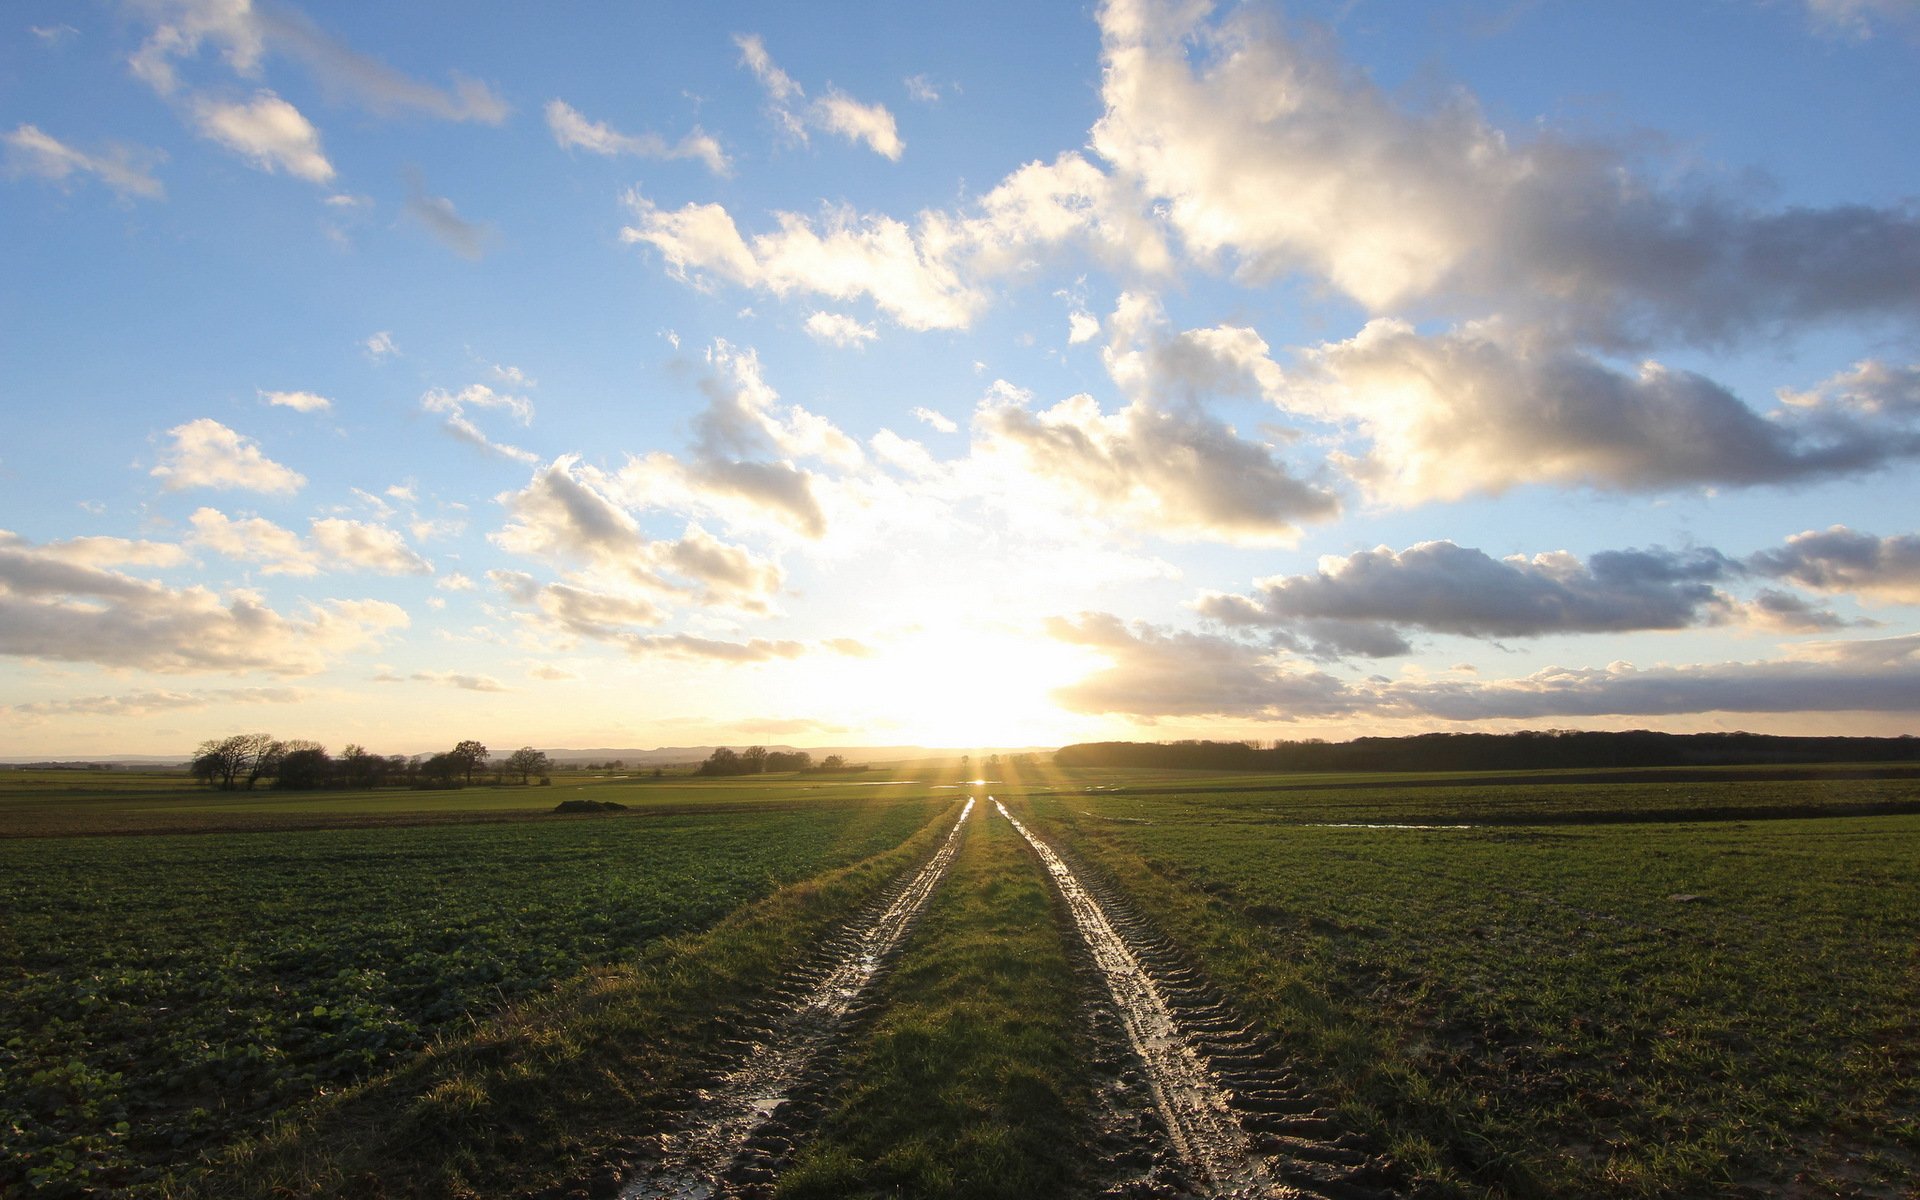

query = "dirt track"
[
  {"left": 618, "top": 797, "right": 975, "bottom": 1200},
  {"left": 996, "top": 799, "right": 1398, "bottom": 1200}
]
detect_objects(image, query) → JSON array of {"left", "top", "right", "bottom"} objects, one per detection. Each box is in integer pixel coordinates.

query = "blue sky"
[{"left": 4, "top": 0, "right": 1919, "bottom": 757}]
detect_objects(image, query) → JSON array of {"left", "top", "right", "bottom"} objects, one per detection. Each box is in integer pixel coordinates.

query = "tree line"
[
  {"left": 190, "top": 734, "right": 555, "bottom": 791},
  {"left": 1053, "top": 730, "right": 1920, "bottom": 774},
  {"left": 695, "top": 746, "right": 862, "bottom": 776}
]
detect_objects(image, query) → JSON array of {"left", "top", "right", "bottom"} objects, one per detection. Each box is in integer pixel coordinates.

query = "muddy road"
[
  {"left": 618, "top": 797, "right": 975, "bottom": 1200},
  {"left": 996, "top": 800, "right": 1396, "bottom": 1200}
]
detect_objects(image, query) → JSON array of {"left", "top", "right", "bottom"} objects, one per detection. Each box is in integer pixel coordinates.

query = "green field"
[
  {"left": 0, "top": 771, "right": 950, "bottom": 1196},
  {"left": 1001, "top": 758, "right": 1920, "bottom": 1196},
  {"left": 3, "top": 761, "right": 1915, "bottom": 1198}
]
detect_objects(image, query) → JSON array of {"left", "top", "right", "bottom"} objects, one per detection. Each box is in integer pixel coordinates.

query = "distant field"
[
  {"left": 999, "top": 760, "right": 1920, "bottom": 1196},
  {"left": 0, "top": 775, "right": 948, "bottom": 1197},
  {"left": 0, "top": 768, "right": 957, "bottom": 838}
]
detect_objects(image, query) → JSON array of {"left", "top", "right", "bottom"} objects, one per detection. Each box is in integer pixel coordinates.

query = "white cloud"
[
  {"left": 187, "top": 508, "right": 430, "bottom": 575},
  {"left": 0, "top": 530, "right": 188, "bottom": 569},
  {"left": 422, "top": 383, "right": 533, "bottom": 425},
  {"left": 1290, "top": 319, "right": 1920, "bottom": 504},
  {"left": 614, "top": 340, "right": 860, "bottom": 539},
  {"left": 973, "top": 381, "right": 1337, "bottom": 545},
  {"left": 128, "top": 0, "right": 505, "bottom": 122},
  {"left": 904, "top": 74, "right": 943, "bottom": 103},
  {"left": 3, "top": 124, "right": 165, "bottom": 200},
  {"left": 803, "top": 310, "right": 878, "bottom": 348},
  {"left": 187, "top": 508, "right": 315, "bottom": 574},
  {"left": 422, "top": 384, "right": 536, "bottom": 461},
  {"left": 259, "top": 388, "right": 332, "bottom": 413},
  {"left": 151, "top": 418, "right": 306, "bottom": 494},
  {"left": 544, "top": 99, "right": 729, "bottom": 175},
  {"left": 192, "top": 90, "right": 334, "bottom": 183},
  {"left": 812, "top": 88, "right": 903, "bottom": 160},
  {"left": 364, "top": 330, "right": 398, "bottom": 358},
  {"left": 493, "top": 454, "right": 786, "bottom": 611},
  {"left": 1067, "top": 310, "right": 1101, "bottom": 344},
  {"left": 436, "top": 571, "right": 476, "bottom": 591},
  {"left": 911, "top": 406, "right": 958, "bottom": 434},
  {"left": 733, "top": 33, "right": 903, "bottom": 159},
  {"left": 309, "top": 518, "right": 431, "bottom": 575},
  {"left": 0, "top": 530, "right": 406, "bottom": 675},
  {"left": 622, "top": 150, "right": 1168, "bottom": 332},
  {"left": 1089, "top": 0, "right": 1920, "bottom": 348}
]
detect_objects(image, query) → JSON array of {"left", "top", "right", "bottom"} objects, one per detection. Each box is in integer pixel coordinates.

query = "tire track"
[
  {"left": 616, "top": 797, "right": 975, "bottom": 1200},
  {"left": 996, "top": 800, "right": 1397, "bottom": 1200}
]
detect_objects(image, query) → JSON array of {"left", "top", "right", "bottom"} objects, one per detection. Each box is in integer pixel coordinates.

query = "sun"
[{"left": 801, "top": 620, "right": 1104, "bottom": 748}]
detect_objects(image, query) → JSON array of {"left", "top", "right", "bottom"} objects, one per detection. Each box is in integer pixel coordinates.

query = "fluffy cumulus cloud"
[
  {"left": 621, "top": 153, "right": 1168, "bottom": 332},
  {"left": 1287, "top": 320, "right": 1920, "bottom": 503},
  {"left": 616, "top": 341, "right": 859, "bottom": 539},
  {"left": 191, "top": 90, "right": 334, "bottom": 182},
  {"left": 974, "top": 377, "right": 1336, "bottom": 545},
  {"left": 1089, "top": 0, "right": 1920, "bottom": 348},
  {"left": 0, "top": 530, "right": 406, "bottom": 674},
  {"left": 187, "top": 509, "right": 430, "bottom": 576},
  {"left": 1197, "top": 540, "right": 1744, "bottom": 658},
  {"left": 259, "top": 389, "right": 331, "bottom": 412},
  {"left": 486, "top": 567, "right": 823, "bottom": 663},
  {"left": 151, "top": 419, "right": 306, "bottom": 494},
  {"left": 1048, "top": 612, "right": 1920, "bottom": 720},
  {"left": 3, "top": 124, "right": 166, "bottom": 199},
  {"left": 803, "top": 311, "right": 878, "bottom": 348},
  {"left": 544, "top": 99, "right": 728, "bottom": 175},
  {"left": 492, "top": 455, "right": 785, "bottom": 611},
  {"left": 1751, "top": 526, "right": 1920, "bottom": 604},
  {"left": 733, "top": 34, "right": 903, "bottom": 159}
]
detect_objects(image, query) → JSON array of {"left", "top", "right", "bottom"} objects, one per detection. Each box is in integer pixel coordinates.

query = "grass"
[
  {"left": 170, "top": 797, "right": 968, "bottom": 1199},
  {"left": 1001, "top": 761, "right": 1920, "bottom": 1197},
  {"left": 777, "top": 800, "right": 1102, "bottom": 1200},
  {"left": 0, "top": 785, "right": 942, "bottom": 1198}
]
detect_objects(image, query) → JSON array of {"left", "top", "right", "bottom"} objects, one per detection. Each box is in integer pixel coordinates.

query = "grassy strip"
[
  {"left": 162, "top": 799, "right": 963, "bottom": 1200},
  {"left": 1019, "top": 784, "right": 1920, "bottom": 1197},
  {"left": 777, "top": 803, "right": 1101, "bottom": 1200}
]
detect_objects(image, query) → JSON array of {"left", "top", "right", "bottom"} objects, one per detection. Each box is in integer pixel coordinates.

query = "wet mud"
[
  {"left": 997, "top": 800, "right": 1400, "bottom": 1200},
  {"left": 611, "top": 797, "right": 976, "bottom": 1200}
]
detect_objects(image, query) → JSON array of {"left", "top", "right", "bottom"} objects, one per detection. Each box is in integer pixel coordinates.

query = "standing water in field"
[{"left": 619, "top": 797, "right": 975, "bottom": 1200}]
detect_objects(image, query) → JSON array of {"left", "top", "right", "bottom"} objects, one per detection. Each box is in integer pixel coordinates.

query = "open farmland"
[
  {"left": 4, "top": 761, "right": 1916, "bottom": 1198},
  {"left": 997, "top": 758, "right": 1920, "bottom": 1197},
  {"left": 0, "top": 770, "right": 950, "bottom": 1197}
]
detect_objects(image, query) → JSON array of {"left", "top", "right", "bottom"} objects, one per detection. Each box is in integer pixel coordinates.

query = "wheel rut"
[
  {"left": 996, "top": 800, "right": 1400, "bottom": 1200},
  {"left": 610, "top": 797, "right": 976, "bottom": 1200}
]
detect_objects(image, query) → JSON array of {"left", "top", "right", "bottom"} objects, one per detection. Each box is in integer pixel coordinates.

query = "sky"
[{"left": 3, "top": 0, "right": 1920, "bottom": 758}]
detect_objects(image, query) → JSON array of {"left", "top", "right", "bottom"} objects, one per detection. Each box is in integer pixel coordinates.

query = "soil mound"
[{"left": 551, "top": 798, "right": 628, "bottom": 814}]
